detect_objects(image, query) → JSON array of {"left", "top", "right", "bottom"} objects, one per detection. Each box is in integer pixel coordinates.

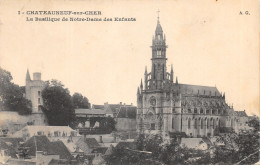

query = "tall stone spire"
[
  {"left": 155, "top": 9, "right": 162, "bottom": 33},
  {"left": 144, "top": 66, "right": 148, "bottom": 90},
  {"left": 26, "top": 69, "right": 31, "bottom": 81},
  {"left": 151, "top": 10, "right": 167, "bottom": 82},
  {"left": 170, "top": 64, "right": 173, "bottom": 83},
  {"left": 140, "top": 79, "right": 143, "bottom": 90}
]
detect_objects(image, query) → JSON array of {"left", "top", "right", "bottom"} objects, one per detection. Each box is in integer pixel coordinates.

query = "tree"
[
  {"left": 7, "top": 94, "right": 32, "bottom": 115},
  {"left": 0, "top": 67, "right": 32, "bottom": 115},
  {"left": 213, "top": 131, "right": 259, "bottom": 164},
  {"left": 72, "top": 92, "right": 90, "bottom": 109},
  {"left": 0, "top": 67, "right": 15, "bottom": 111},
  {"left": 144, "top": 134, "right": 163, "bottom": 159},
  {"left": 99, "top": 116, "right": 117, "bottom": 133},
  {"left": 234, "top": 132, "right": 259, "bottom": 164},
  {"left": 136, "top": 133, "right": 145, "bottom": 151},
  {"left": 41, "top": 79, "right": 76, "bottom": 126},
  {"left": 105, "top": 145, "right": 149, "bottom": 165},
  {"left": 248, "top": 117, "right": 260, "bottom": 132}
]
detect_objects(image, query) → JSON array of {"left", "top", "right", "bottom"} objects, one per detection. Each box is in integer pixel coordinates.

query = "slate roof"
[
  {"left": 20, "top": 135, "right": 73, "bottom": 160},
  {"left": 0, "top": 140, "right": 18, "bottom": 158},
  {"left": 107, "top": 104, "right": 122, "bottom": 114},
  {"left": 75, "top": 137, "right": 100, "bottom": 153},
  {"left": 104, "top": 105, "right": 114, "bottom": 115},
  {"left": 77, "top": 104, "right": 136, "bottom": 117},
  {"left": 5, "top": 159, "right": 36, "bottom": 165},
  {"left": 49, "top": 141, "right": 72, "bottom": 159},
  {"left": 75, "top": 109, "right": 105, "bottom": 115},
  {"left": 179, "top": 84, "right": 220, "bottom": 96},
  {"left": 235, "top": 111, "right": 248, "bottom": 117},
  {"left": 85, "top": 138, "right": 100, "bottom": 148},
  {"left": 0, "top": 137, "right": 24, "bottom": 149},
  {"left": 92, "top": 104, "right": 105, "bottom": 110},
  {"left": 116, "top": 106, "right": 137, "bottom": 119},
  {"left": 0, "top": 137, "right": 24, "bottom": 159},
  {"left": 91, "top": 147, "right": 108, "bottom": 154},
  {"left": 155, "top": 21, "right": 163, "bottom": 33}
]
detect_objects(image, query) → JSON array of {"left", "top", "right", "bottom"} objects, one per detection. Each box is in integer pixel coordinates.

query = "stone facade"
[
  {"left": 25, "top": 70, "right": 47, "bottom": 125},
  {"left": 136, "top": 18, "right": 241, "bottom": 137}
]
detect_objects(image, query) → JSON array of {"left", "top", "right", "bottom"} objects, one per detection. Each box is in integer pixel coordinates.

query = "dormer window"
[
  {"left": 37, "top": 131, "right": 43, "bottom": 135},
  {"left": 54, "top": 131, "right": 60, "bottom": 137}
]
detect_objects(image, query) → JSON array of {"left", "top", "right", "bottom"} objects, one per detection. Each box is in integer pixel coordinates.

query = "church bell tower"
[
  {"left": 137, "top": 11, "right": 175, "bottom": 135},
  {"left": 149, "top": 11, "right": 170, "bottom": 89}
]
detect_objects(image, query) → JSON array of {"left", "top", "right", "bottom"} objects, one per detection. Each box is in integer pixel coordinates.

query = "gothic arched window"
[
  {"left": 200, "top": 108, "right": 204, "bottom": 114},
  {"left": 207, "top": 119, "right": 210, "bottom": 129},
  {"left": 172, "top": 118, "right": 174, "bottom": 129},
  {"left": 194, "top": 108, "right": 197, "bottom": 113},
  {"left": 188, "top": 108, "right": 191, "bottom": 113}
]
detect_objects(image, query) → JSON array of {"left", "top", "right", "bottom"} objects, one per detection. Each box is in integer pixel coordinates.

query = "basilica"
[{"left": 136, "top": 17, "right": 242, "bottom": 138}]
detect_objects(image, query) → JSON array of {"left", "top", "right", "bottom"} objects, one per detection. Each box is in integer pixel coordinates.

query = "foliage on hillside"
[
  {"left": 106, "top": 129, "right": 259, "bottom": 165},
  {"left": 0, "top": 67, "right": 32, "bottom": 115},
  {"left": 41, "top": 80, "right": 76, "bottom": 126},
  {"left": 72, "top": 92, "right": 90, "bottom": 109}
]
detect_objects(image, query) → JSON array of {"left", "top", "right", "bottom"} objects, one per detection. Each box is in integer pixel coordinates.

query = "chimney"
[
  {"left": 120, "top": 102, "right": 122, "bottom": 105},
  {"left": 99, "top": 136, "right": 103, "bottom": 143},
  {"left": 36, "top": 151, "right": 44, "bottom": 159}
]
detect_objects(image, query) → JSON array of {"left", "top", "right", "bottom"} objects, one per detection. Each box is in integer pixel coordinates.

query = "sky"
[{"left": 0, "top": 0, "right": 259, "bottom": 116}]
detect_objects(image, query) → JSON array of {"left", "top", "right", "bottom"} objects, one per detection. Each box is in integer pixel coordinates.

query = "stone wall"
[{"left": 116, "top": 118, "right": 136, "bottom": 131}]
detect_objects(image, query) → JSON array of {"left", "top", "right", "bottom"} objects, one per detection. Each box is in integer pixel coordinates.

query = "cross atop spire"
[
  {"left": 155, "top": 10, "right": 163, "bottom": 34},
  {"left": 157, "top": 9, "right": 160, "bottom": 23}
]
